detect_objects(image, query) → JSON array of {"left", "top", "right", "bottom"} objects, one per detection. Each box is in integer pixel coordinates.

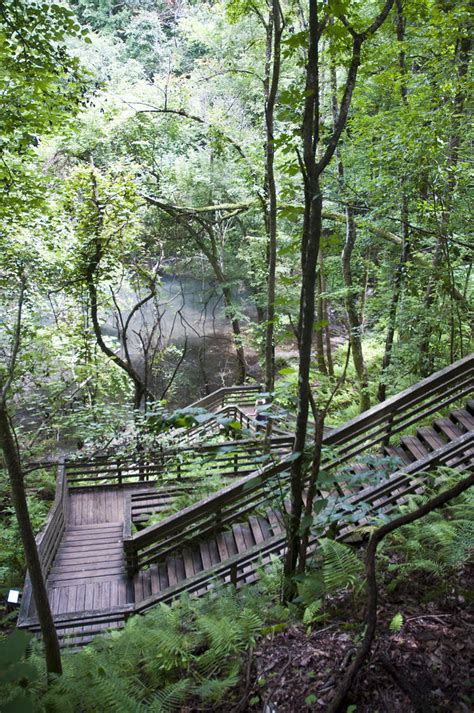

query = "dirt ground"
[{"left": 219, "top": 564, "right": 474, "bottom": 712}]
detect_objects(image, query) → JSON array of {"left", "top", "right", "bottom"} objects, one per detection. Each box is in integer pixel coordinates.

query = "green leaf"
[{"left": 389, "top": 613, "right": 404, "bottom": 633}]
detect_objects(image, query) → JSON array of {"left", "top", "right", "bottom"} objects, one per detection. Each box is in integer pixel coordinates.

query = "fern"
[
  {"left": 385, "top": 477, "right": 474, "bottom": 589},
  {"left": 319, "top": 538, "right": 364, "bottom": 591},
  {"left": 297, "top": 539, "right": 364, "bottom": 623}
]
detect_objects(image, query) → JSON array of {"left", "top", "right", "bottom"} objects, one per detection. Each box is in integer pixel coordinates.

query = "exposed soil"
[{"left": 218, "top": 565, "right": 474, "bottom": 712}]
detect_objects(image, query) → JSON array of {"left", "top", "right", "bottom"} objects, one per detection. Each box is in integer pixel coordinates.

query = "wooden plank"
[
  {"left": 150, "top": 565, "right": 160, "bottom": 594},
  {"left": 207, "top": 538, "right": 220, "bottom": 566},
  {"left": 134, "top": 571, "right": 144, "bottom": 603},
  {"left": 248, "top": 516, "right": 265, "bottom": 545},
  {"left": 417, "top": 426, "right": 446, "bottom": 451},
  {"left": 401, "top": 436, "right": 430, "bottom": 461},
  {"left": 158, "top": 564, "right": 169, "bottom": 591},
  {"left": 257, "top": 515, "right": 272, "bottom": 541},
  {"left": 167, "top": 558, "right": 178, "bottom": 587},
  {"left": 451, "top": 408, "right": 474, "bottom": 432},
  {"left": 175, "top": 556, "right": 186, "bottom": 582},
  {"left": 224, "top": 531, "right": 238, "bottom": 557},
  {"left": 199, "top": 542, "right": 212, "bottom": 569},
  {"left": 192, "top": 548, "right": 203, "bottom": 574},
  {"left": 66, "top": 522, "right": 122, "bottom": 533},
  {"left": 232, "top": 524, "right": 247, "bottom": 554},
  {"left": 241, "top": 523, "right": 255, "bottom": 550},
  {"left": 383, "top": 444, "right": 413, "bottom": 466},
  {"left": 215, "top": 532, "right": 229, "bottom": 561},
  {"left": 434, "top": 418, "right": 464, "bottom": 442},
  {"left": 182, "top": 548, "right": 195, "bottom": 579},
  {"left": 266, "top": 508, "right": 283, "bottom": 536}
]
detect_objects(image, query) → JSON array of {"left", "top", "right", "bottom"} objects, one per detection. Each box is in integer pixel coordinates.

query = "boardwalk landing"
[
  {"left": 18, "top": 357, "right": 474, "bottom": 646},
  {"left": 46, "top": 488, "right": 133, "bottom": 616}
]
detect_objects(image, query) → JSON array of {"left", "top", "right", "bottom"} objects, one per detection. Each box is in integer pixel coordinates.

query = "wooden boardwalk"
[{"left": 18, "top": 356, "right": 474, "bottom": 647}]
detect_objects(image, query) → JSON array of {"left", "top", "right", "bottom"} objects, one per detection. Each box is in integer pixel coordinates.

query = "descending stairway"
[
  {"left": 17, "top": 354, "right": 474, "bottom": 647},
  {"left": 131, "top": 400, "right": 474, "bottom": 604}
]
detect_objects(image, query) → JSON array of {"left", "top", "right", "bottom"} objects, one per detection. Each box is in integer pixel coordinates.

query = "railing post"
[
  {"left": 230, "top": 563, "right": 237, "bottom": 588},
  {"left": 234, "top": 452, "right": 238, "bottom": 475},
  {"left": 123, "top": 538, "right": 139, "bottom": 578}
]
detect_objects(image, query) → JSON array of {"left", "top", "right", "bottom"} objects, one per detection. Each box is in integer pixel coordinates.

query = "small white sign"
[{"left": 7, "top": 590, "right": 20, "bottom": 604}]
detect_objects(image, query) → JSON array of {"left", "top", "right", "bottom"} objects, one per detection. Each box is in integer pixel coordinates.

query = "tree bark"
[
  {"left": 264, "top": 0, "right": 283, "bottom": 393},
  {"left": 342, "top": 206, "right": 371, "bottom": 412},
  {"left": 315, "top": 267, "right": 328, "bottom": 375},
  {"left": 319, "top": 248, "right": 334, "bottom": 376},
  {"left": 0, "top": 405, "right": 62, "bottom": 676}
]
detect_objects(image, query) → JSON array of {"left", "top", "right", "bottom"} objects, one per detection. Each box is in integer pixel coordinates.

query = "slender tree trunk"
[
  {"left": 331, "top": 51, "right": 370, "bottom": 411},
  {"left": 315, "top": 267, "right": 328, "bottom": 375},
  {"left": 284, "top": 0, "right": 323, "bottom": 588},
  {"left": 222, "top": 284, "right": 247, "bottom": 384},
  {"left": 0, "top": 406, "right": 62, "bottom": 675},
  {"left": 378, "top": 194, "right": 410, "bottom": 401},
  {"left": 264, "top": 0, "right": 283, "bottom": 392},
  {"left": 297, "top": 407, "right": 324, "bottom": 573},
  {"left": 320, "top": 249, "right": 334, "bottom": 376},
  {"left": 342, "top": 206, "right": 371, "bottom": 412}
]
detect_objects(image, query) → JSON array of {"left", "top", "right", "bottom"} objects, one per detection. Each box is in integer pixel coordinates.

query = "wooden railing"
[
  {"left": 123, "top": 355, "right": 473, "bottom": 576},
  {"left": 18, "top": 460, "right": 69, "bottom": 626},
  {"left": 188, "top": 384, "right": 263, "bottom": 411},
  {"left": 133, "top": 432, "right": 474, "bottom": 608},
  {"left": 66, "top": 433, "right": 293, "bottom": 488},
  {"left": 324, "top": 353, "right": 473, "bottom": 467}
]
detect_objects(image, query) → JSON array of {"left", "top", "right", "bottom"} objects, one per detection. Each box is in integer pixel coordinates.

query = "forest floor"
[{"left": 217, "top": 564, "right": 474, "bottom": 713}]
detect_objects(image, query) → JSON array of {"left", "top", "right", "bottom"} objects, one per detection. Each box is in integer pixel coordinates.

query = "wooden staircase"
[
  {"left": 17, "top": 354, "right": 474, "bottom": 648},
  {"left": 131, "top": 401, "right": 474, "bottom": 605}
]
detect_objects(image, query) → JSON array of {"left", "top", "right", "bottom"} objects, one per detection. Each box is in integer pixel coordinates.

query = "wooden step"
[
  {"left": 417, "top": 426, "right": 446, "bottom": 451},
  {"left": 434, "top": 418, "right": 464, "bottom": 442},
  {"left": 466, "top": 399, "right": 474, "bottom": 416},
  {"left": 383, "top": 444, "right": 414, "bottom": 466},
  {"left": 450, "top": 409, "right": 474, "bottom": 433},
  {"left": 401, "top": 436, "right": 430, "bottom": 462}
]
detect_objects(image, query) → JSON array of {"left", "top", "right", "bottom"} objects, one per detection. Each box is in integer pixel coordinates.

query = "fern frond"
[{"left": 319, "top": 538, "right": 363, "bottom": 592}]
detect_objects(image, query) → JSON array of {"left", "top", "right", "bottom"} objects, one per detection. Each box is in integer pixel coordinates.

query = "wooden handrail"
[
  {"left": 123, "top": 455, "right": 291, "bottom": 574},
  {"left": 18, "top": 460, "right": 68, "bottom": 626},
  {"left": 65, "top": 433, "right": 293, "bottom": 486},
  {"left": 187, "top": 384, "right": 262, "bottom": 411},
  {"left": 324, "top": 353, "right": 473, "bottom": 464}
]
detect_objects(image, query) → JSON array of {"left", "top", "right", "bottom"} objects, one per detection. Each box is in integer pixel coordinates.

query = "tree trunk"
[
  {"left": 378, "top": 194, "right": 410, "bottom": 401},
  {"left": 320, "top": 249, "right": 334, "bottom": 377},
  {"left": 284, "top": 0, "right": 323, "bottom": 588},
  {"left": 222, "top": 284, "right": 247, "bottom": 384},
  {"left": 315, "top": 267, "right": 328, "bottom": 375},
  {"left": 342, "top": 206, "right": 371, "bottom": 412},
  {"left": 378, "top": 0, "right": 410, "bottom": 401},
  {"left": 264, "top": 0, "right": 282, "bottom": 392},
  {"left": 0, "top": 406, "right": 62, "bottom": 676}
]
